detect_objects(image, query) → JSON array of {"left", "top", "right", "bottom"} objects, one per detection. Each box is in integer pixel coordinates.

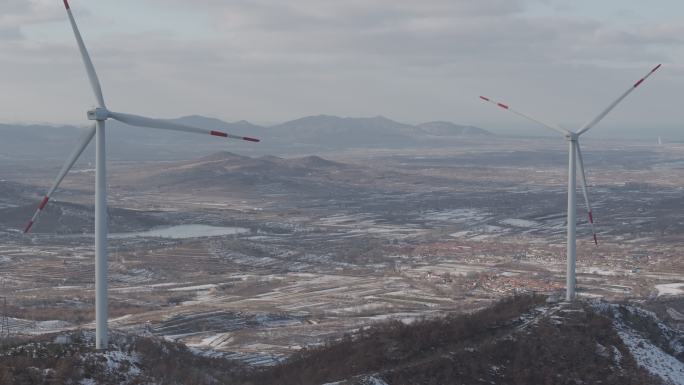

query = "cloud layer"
[{"left": 0, "top": 0, "right": 680, "bottom": 133}]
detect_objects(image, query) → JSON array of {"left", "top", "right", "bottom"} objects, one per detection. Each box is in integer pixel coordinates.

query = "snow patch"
[
  {"left": 420, "top": 208, "right": 487, "bottom": 223},
  {"left": 656, "top": 283, "right": 684, "bottom": 297},
  {"left": 593, "top": 301, "right": 684, "bottom": 385},
  {"left": 615, "top": 323, "right": 684, "bottom": 385},
  {"left": 357, "top": 376, "right": 389, "bottom": 385},
  {"left": 500, "top": 218, "right": 539, "bottom": 228}
]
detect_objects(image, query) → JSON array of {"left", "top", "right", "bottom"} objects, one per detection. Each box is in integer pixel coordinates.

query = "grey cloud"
[
  {"left": 0, "top": 0, "right": 678, "bottom": 129},
  {"left": 149, "top": 0, "right": 671, "bottom": 70},
  {"left": 0, "top": 27, "right": 22, "bottom": 40},
  {"left": 0, "top": 0, "right": 65, "bottom": 41}
]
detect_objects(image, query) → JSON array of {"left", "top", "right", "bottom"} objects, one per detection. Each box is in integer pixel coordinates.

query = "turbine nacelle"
[{"left": 87, "top": 107, "right": 110, "bottom": 121}]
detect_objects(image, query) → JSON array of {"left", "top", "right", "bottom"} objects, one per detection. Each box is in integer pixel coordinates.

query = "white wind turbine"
[
  {"left": 24, "top": 0, "right": 260, "bottom": 349},
  {"left": 480, "top": 64, "right": 661, "bottom": 301}
]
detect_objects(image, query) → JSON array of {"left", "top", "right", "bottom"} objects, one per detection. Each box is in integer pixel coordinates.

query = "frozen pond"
[{"left": 112, "top": 225, "right": 250, "bottom": 239}]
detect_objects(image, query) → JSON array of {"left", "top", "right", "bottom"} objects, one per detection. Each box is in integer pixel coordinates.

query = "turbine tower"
[
  {"left": 24, "top": 0, "right": 260, "bottom": 349},
  {"left": 480, "top": 64, "right": 661, "bottom": 301}
]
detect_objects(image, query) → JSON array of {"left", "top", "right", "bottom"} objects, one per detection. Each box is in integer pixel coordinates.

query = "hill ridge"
[{"left": 1, "top": 296, "right": 680, "bottom": 384}]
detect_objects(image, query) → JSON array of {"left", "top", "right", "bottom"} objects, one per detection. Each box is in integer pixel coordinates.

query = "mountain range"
[{"left": 0, "top": 115, "right": 492, "bottom": 162}]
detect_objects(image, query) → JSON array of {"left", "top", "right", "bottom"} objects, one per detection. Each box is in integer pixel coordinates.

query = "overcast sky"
[{"left": 1, "top": 0, "right": 681, "bottom": 136}]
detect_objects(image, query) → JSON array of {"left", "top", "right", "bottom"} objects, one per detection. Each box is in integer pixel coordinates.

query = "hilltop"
[
  {"left": 1, "top": 295, "right": 681, "bottom": 385},
  {"left": 118, "top": 151, "right": 402, "bottom": 200}
]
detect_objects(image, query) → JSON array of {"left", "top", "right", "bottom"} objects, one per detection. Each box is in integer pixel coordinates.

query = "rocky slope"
[{"left": 1, "top": 296, "right": 682, "bottom": 385}]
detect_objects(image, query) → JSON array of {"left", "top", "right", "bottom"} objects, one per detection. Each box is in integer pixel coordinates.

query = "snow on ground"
[
  {"left": 111, "top": 225, "right": 250, "bottom": 239},
  {"left": 578, "top": 267, "right": 626, "bottom": 276},
  {"left": 35, "top": 320, "right": 73, "bottom": 331},
  {"left": 317, "top": 213, "right": 376, "bottom": 226},
  {"left": 322, "top": 375, "right": 388, "bottom": 385},
  {"left": 500, "top": 218, "right": 539, "bottom": 228},
  {"left": 450, "top": 225, "right": 507, "bottom": 239},
  {"left": 411, "top": 263, "right": 489, "bottom": 277},
  {"left": 110, "top": 268, "right": 157, "bottom": 284},
  {"left": 449, "top": 231, "right": 470, "bottom": 238},
  {"left": 197, "top": 333, "right": 231, "bottom": 348},
  {"left": 593, "top": 301, "right": 684, "bottom": 385},
  {"left": 7, "top": 317, "right": 75, "bottom": 335},
  {"left": 656, "top": 283, "right": 684, "bottom": 297},
  {"left": 615, "top": 321, "right": 684, "bottom": 385},
  {"left": 189, "top": 347, "right": 285, "bottom": 366},
  {"left": 316, "top": 213, "right": 425, "bottom": 239},
  {"left": 169, "top": 283, "right": 218, "bottom": 291},
  {"left": 359, "top": 376, "right": 389, "bottom": 385},
  {"left": 668, "top": 308, "right": 684, "bottom": 322},
  {"left": 102, "top": 350, "right": 141, "bottom": 376},
  {"left": 420, "top": 208, "right": 487, "bottom": 223}
]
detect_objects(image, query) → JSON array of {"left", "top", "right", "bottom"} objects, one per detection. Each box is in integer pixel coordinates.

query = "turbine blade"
[
  {"left": 577, "top": 64, "right": 661, "bottom": 136},
  {"left": 479, "top": 95, "right": 570, "bottom": 136},
  {"left": 24, "top": 125, "right": 96, "bottom": 233},
  {"left": 63, "top": 0, "right": 106, "bottom": 107},
  {"left": 575, "top": 141, "right": 597, "bottom": 245},
  {"left": 108, "top": 111, "right": 260, "bottom": 142}
]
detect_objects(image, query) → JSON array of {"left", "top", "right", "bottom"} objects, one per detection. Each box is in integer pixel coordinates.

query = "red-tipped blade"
[
  {"left": 109, "top": 111, "right": 260, "bottom": 144},
  {"left": 576, "top": 142, "right": 598, "bottom": 246},
  {"left": 634, "top": 64, "right": 661, "bottom": 88},
  {"left": 22, "top": 126, "right": 95, "bottom": 234},
  {"left": 38, "top": 196, "right": 50, "bottom": 210},
  {"left": 587, "top": 212, "right": 598, "bottom": 245},
  {"left": 211, "top": 131, "right": 260, "bottom": 142},
  {"left": 478, "top": 95, "right": 570, "bottom": 135},
  {"left": 577, "top": 64, "right": 661, "bottom": 135},
  {"left": 24, "top": 196, "right": 50, "bottom": 233},
  {"left": 63, "top": 0, "right": 70, "bottom": 9}
]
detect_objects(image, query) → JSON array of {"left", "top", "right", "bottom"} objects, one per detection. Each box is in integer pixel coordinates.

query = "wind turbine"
[
  {"left": 480, "top": 64, "right": 661, "bottom": 301},
  {"left": 23, "top": 0, "right": 260, "bottom": 349}
]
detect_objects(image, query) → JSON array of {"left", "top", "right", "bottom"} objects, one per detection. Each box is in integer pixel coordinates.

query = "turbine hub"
[
  {"left": 87, "top": 107, "right": 109, "bottom": 121},
  {"left": 565, "top": 132, "right": 579, "bottom": 141}
]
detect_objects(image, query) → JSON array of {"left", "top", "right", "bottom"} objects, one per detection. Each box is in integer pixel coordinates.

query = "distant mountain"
[
  {"left": 0, "top": 199, "right": 168, "bottom": 234},
  {"left": 194, "top": 150, "right": 254, "bottom": 163},
  {"left": 0, "top": 179, "right": 170, "bottom": 233},
  {"left": 268, "top": 115, "right": 492, "bottom": 148},
  {"left": 137, "top": 151, "right": 348, "bottom": 180},
  {"left": 280, "top": 155, "right": 342, "bottom": 169},
  {"left": 123, "top": 151, "right": 370, "bottom": 199},
  {"left": 0, "top": 115, "right": 493, "bottom": 162},
  {"left": 173, "top": 115, "right": 265, "bottom": 134},
  {"left": 272, "top": 115, "right": 415, "bottom": 135},
  {"left": 0, "top": 180, "right": 34, "bottom": 209},
  {"left": 417, "top": 121, "right": 493, "bottom": 136},
  {"left": 268, "top": 115, "right": 415, "bottom": 148},
  {"left": 0, "top": 123, "right": 90, "bottom": 161},
  {"left": 0, "top": 118, "right": 266, "bottom": 162}
]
